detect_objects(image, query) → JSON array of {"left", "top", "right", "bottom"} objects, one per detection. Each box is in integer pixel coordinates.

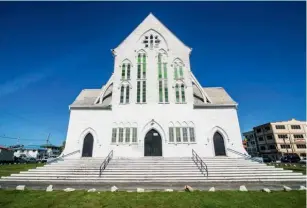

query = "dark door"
[
  {"left": 144, "top": 129, "right": 162, "bottom": 156},
  {"left": 82, "top": 133, "right": 94, "bottom": 157},
  {"left": 213, "top": 132, "right": 226, "bottom": 156}
]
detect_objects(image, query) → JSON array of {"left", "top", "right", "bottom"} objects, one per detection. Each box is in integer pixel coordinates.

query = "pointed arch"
[
  {"left": 79, "top": 127, "right": 98, "bottom": 157},
  {"left": 137, "top": 29, "right": 169, "bottom": 50},
  {"left": 172, "top": 58, "right": 185, "bottom": 66},
  {"left": 208, "top": 126, "right": 229, "bottom": 156},
  {"left": 141, "top": 119, "right": 166, "bottom": 144}
]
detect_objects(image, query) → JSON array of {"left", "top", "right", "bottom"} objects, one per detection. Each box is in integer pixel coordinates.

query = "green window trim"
[
  {"left": 136, "top": 81, "right": 141, "bottom": 103},
  {"left": 125, "top": 86, "right": 130, "bottom": 103},
  {"left": 164, "top": 80, "right": 169, "bottom": 102},
  {"left": 175, "top": 84, "right": 180, "bottom": 103},
  {"left": 142, "top": 81, "right": 146, "bottom": 102},
  {"left": 158, "top": 63, "right": 162, "bottom": 79},
  {"left": 181, "top": 84, "right": 185, "bottom": 103},
  {"left": 120, "top": 86, "right": 125, "bottom": 104},
  {"left": 127, "top": 64, "right": 130, "bottom": 79},
  {"left": 137, "top": 64, "right": 141, "bottom": 79},
  {"left": 121, "top": 64, "right": 126, "bottom": 79},
  {"left": 159, "top": 81, "right": 163, "bottom": 102},
  {"left": 174, "top": 66, "right": 178, "bottom": 80},
  {"left": 137, "top": 54, "right": 141, "bottom": 63},
  {"left": 179, "top": 66, "right": 183, "bottom": 77},
  {"left": 163, "top": 63, "right": 167, "bottom": 79}
]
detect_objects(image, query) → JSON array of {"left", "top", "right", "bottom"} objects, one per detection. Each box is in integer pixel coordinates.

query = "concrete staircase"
[{"left": 0, "top": 157, "right": 306, "bottom": 184}]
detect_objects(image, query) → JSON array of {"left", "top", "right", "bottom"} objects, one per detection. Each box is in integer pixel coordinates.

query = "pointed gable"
[{"left": 113, "top": 13, "right": 191, "bottom": 54}]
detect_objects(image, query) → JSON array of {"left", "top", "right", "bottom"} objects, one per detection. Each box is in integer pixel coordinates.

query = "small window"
[
  {"left": 294, "top": 134, "right": 304, "bottom": 139},
  {"left": 176, "top": 127, "right": 181, "bottom": 142},
  {"left": 264, "top": 126, "right": 271, "bottom": 131},
  {"left": 278, "top": 134, "right": 288, "bottom": 139},
  {"left": 275, "top": 125, "right": 285, "bottom": 129},
  {"left": 132, "top": 128, "right": 137, "bottom": 143},
  {"left": 269, "top": 145, "right": 276, "bottom": 150},
  {"left": 125, "top": 128, "right": 130, "bottom": 143},
  {"left": 260, "top": 146, "right": 266, "bottom": 150},
  {"left": 169, "top": 127, "right": 174, "bottom": 142},
  {"left": 280, "top": 144, "right": 291, "bottom": 149},
  {"left": 256, "top": 128, "right": 261, "bottom": 133},
  {"left": 258, "top": 137, "right": 264, "bottom": 141},
  {"left": 266, "top": 135, "right": 273, "bottom": 140},
  {"left": 182, "top": 128, "right": 188, "bottom": 142},
  {"left": 189, "top": 128, "right": 195, "bottom": 142},
  {"left": 111, "top": 128, "right": 117, "bottom": 143},
  {"left": 291, "top": 125, "right": 301, "bottom": 129},
  {"left": 297, "top": 144, "right": 306, "bottom": 149},
  {"left": 118, "top": 128, "right": 124, "bottom": 143}
]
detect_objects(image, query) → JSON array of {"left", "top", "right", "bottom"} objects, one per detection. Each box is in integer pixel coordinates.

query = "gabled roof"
[
  {"left": 202, "top": 87, "right": 237, "bottom": 105},
  {"left": 114, "top": 13, "right": 191, "bottom": 52},
  {"left": 70, "top": 89, "right": 111, "bottom": 109}
]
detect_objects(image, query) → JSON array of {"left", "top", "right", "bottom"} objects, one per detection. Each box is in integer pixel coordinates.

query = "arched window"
[
  {"left": 175, "top": 84, "right": 180, "bottom": 103},
  {"left": 125, "top": 86, "right": 130, "bottom": 103},
  {"left": 121, "top": 64, "right": 126, "bottom": 80},
  {"left": 181, "top": 84, "right": 185, "bottom": 103},
  {"left": 136, "top": 51, "right": 146, "bottom": 103},
  {"left": 158, "top": 51, "right": 168, "bottom": 103},
  {"left": 120, "top": 86, "right": 125, "bottom": 104},
  {"left": 173, "top": 59, "right": 184, "bottom": 80},
  {"left": 119, "top": 84, "right": 130, "bottom": 104},
  {"left": 127, "top": 64, "right": 131, "bottom": 79},
  {"left": 121, "top": 61, "right": 131, "bottom": 80},
  {"left": 175, "top": 83, "right": 186, "bottom": 104}
]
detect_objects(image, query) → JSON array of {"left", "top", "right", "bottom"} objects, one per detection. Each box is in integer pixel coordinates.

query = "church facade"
[{"left": 63, "top": 14, "right": 247, "bottom": 158}]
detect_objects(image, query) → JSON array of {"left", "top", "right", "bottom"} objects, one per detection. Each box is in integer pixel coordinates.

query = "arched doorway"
[
  {"left": 213, "top": 132, "right": 226, "bottom": 156},
  {"left": 144, "top": 129, "right": 162, "bottom": 156},
  {"left": 82, "top": 133, "right": 94, "bottom": 157}
]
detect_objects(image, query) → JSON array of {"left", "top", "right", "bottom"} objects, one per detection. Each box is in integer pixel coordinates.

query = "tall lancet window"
[
  {"left": 136, "top": 52, "right": 146, "bottom": 103},
  {"left": 158, "top": 51, "right": 169, "bottom": 103}
]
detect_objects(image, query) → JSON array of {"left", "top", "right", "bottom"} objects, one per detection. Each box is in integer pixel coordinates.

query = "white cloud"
[{"left": 0, "top": 72, "right": 49, "bottom": 97}]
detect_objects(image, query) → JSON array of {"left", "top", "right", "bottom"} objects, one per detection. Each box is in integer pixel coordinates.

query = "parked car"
[
  {"left": 262, "top": 156, "right": 272, "bottom": 163},
  {"left": 299, "top": 157, "right": 306, "bottom": 164},
  {"left": 281, "top": 153, "right": 301, "bottom": 163}
]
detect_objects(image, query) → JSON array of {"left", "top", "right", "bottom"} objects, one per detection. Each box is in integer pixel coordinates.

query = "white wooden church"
[{"left": 63, "top": 13, "right": 247, "bottom": 158}]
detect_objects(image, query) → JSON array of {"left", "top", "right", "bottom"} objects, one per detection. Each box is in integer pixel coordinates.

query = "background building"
[
  {"left": 243, "top": 131, "right": 259, "bottom": 157},
  {"left": 243, "top": 118, "right": 306, "bottom": 160}
]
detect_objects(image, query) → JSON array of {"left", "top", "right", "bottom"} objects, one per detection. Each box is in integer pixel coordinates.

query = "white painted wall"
[
  {"left": 63, "top": 14, "right": 247, "bottom": 158},
  {"left": 63, "top": 105, "right": 246, "bottom": 158}
]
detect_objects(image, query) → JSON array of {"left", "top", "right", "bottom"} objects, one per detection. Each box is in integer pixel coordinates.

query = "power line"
[{"left": 0, "top": 135, "right": 46, "bottom": 141}]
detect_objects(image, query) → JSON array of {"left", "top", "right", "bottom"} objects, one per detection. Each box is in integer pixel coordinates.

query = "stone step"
[
  {"left": 35, "top": 166, "right": 276, "bottom": 171},
  {"left": 11, "top": 172, "right": 302, "bottom": 177},
  {"left": 1, "top": 178, "right": 305, "bottom": 183},
  {"left": 26, "top": 169, "right": 292, "bottom": 173},
  {"left": 2, "top": 175, "right": 306, "bottom": 180}
]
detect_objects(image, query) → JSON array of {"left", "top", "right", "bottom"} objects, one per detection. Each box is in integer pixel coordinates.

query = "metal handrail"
[
  {"left": 99, "top": 150, "right": 114, "bottom": 177},
  {"left": 192, "top": 149, "right": 208, "bottom": 177},
  {"left": 46, "top": 150, "right": 80, "bottom": 164},
  {"left": 227, "top": 148, "right": 263, "bottom": 163}
]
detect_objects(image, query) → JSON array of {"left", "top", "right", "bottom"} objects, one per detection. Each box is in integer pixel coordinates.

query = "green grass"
[
  {"left": 0, "top": 163, "right": 44, "bottom": 177},
  {"left": 268, "top": 163, "right": 306, "bottom": 175},
  {"left": 0, "top": 190, "right": 305, "bottom": 208}
]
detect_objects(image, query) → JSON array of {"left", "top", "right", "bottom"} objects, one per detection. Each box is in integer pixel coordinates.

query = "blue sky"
[{"left": 0, "top": 2, "right": 305, "bottom": 146}]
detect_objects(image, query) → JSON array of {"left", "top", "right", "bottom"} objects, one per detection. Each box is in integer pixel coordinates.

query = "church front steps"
[{"left": 0, "top": 157, "right": 306, "bottom": 187}]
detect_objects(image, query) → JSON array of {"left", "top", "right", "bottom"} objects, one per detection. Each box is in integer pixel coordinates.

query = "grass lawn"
[
  {"left": 268, "top": 163, "right": 306, "bottom": 175},
  {"left": 0, "top": 190, "right": 305, "bottom": 208},
  {"left": 0, "top": 163, "right": 44, "bottom": 177}
]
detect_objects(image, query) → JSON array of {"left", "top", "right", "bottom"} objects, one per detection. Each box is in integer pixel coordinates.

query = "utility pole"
[{"left": 46, "top": 133, "right": 51, "bottom": 145}]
